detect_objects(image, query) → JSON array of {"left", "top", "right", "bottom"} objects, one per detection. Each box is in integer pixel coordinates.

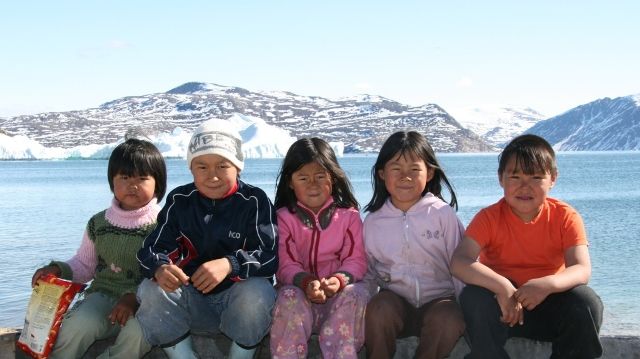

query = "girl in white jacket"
[{"left": 363, "top": 130, "right": 465, "bottom": 359}]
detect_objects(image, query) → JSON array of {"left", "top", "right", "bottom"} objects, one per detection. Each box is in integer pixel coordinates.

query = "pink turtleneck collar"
[{"left": 105, "top": 197, "right": 161, "bottom": 229}]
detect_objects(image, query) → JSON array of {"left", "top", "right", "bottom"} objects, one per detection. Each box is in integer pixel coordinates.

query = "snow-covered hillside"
[
  {"left": 526, "top": 94, "right": 640, "bottom": 151},
  {"left": 450, "top": 106, "right": 546, "bottom": 147},
  {"left": 0, "top": 82, "right": 493, "bottom": 153}
]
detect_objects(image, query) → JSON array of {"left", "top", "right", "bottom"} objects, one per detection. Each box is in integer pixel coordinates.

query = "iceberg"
[{"left": 0, "top": 114, "right": 344, "bottom": 160}]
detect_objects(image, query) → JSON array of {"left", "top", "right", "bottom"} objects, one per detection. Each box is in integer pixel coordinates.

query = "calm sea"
[{"left": 1, "top": 152, "right": 639, "bottom": 335}]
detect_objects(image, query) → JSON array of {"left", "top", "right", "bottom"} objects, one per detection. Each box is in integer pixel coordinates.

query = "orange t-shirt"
[{"left": 465, "top": 197, "right": 587, "bottom": 287}]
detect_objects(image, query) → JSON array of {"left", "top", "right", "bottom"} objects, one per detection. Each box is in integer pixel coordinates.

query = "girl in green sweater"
[{"left": 29, "top": 138, "right": 167, "bottom": 359}]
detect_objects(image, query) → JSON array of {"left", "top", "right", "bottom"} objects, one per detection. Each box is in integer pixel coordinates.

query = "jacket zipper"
[{"left": 403, "top": 212, "right": 420, "bottom": 306}]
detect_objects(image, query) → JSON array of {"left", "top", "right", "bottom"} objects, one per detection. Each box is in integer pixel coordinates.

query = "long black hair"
[
  {"left": 107, "top": 138, "right": 167, "bottom": 202},
  {"left": 274, "top": 138, "right": 358, "bottom": 211},
  {"left": 364, "top": 131, "right": 457, "bottom": 212}
]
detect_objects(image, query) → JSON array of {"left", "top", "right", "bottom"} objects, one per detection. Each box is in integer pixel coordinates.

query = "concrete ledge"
[{"left": 5, "top": 327, "right": 640, "bottom": 358}]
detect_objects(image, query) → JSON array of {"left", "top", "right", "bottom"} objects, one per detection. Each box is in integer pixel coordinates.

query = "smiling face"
[
  {"left": 379, "top": 152, "right": 433, "bottom": 212},
  {"left": 289, "top": 161, "right": 332, "bottom": 213},
  {"left": 113, "top": 173, "right": 156, "bottom": 210},
  {"left": 499, "top": 155, "right": 557, "bottom": 222},
  {"left": 190, "top": 154, "right": 239, "bottom": 200}
]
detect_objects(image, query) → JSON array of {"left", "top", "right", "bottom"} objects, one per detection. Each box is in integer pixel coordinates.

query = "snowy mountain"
[
  {"left": 525, "top": 94, "right": 640, "bottom": 151},
  {"left": 0, "top": 114, "right": 299, "bottom": 160},
  {"left": 450, "top": 106, "right": 546, "bottom": 147},
  {"left": 0, "top": 82, "right": 493, "bottom": 154}
]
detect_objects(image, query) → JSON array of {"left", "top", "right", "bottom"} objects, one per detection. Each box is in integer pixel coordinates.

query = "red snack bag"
[{"left": 17, "top": 274, "right": 85, "bottom": 359}]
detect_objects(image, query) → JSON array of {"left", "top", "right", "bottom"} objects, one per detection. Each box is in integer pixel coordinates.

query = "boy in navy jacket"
[{"left": 136, "top": 119, "right": 278, "bottom": 359}]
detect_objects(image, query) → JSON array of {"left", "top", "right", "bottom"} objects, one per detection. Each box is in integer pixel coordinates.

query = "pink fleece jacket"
[{"left": 276, "top": 198, "right": 367, "bottom": 286}]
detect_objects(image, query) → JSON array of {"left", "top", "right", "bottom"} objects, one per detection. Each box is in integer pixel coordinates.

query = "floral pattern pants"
[{"left": 270, "top": 283, "right": 369, "bottom": 359}]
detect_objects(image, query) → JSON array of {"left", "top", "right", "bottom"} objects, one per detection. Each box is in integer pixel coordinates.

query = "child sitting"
[
  {"left": 363, "top": 131, "right": 465, "bottom": 359},
  {"left": 135, "top": 119, "right": 278, "bottom": 359},
  {"left": 30, "top": 138, "right": 167, "bottom": 358},
  {"left": 270, "top": 138, "right": 368, "bottom": 358},
  {"left": 451, "top": 134, "right": 603, "bottom": 358}
]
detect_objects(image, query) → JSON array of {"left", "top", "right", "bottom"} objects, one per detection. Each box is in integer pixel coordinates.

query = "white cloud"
[
  {"left": 456, "top": 76, "right": 474, "bottom": 88},
  {"left": 108, "top": 40, "right": 130, "bottom": 49}
]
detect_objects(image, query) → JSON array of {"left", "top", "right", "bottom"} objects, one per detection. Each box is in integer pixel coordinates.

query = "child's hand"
[
  {"left": 191, "top": 258, "right": 232, "bottom": 294},
  {"left": 320, "top": 277, "right": 341, "bottom": 298},
  {"left": 31, "top": 265, "right": 62, "bottom": 287},
  {"left": 514, "top": 277, "right": 553, "bottom": 310},
  {"left": 154, "top": 264, "right": 190, "bottom": 292},
  {"left": 108, "top": 293, "right": 138, "bottom": 327},
  {"left": 496, "top": 288, "right": 523, "bottom": 327},
  {"left": 306, "top": 280, "right": 327, "bottom": 304}
]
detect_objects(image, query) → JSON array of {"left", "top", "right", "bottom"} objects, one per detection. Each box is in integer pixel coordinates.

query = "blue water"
[{"left": 1, "top": 152, "right": 639, "bottom": 335}]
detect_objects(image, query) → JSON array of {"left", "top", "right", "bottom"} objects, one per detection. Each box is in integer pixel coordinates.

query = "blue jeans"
[
  {"left": 136, "top": 277, "right": 276, "bottom": 347},
  {"left": 50, "top": 292, "right": 150, "bottom": 359}
]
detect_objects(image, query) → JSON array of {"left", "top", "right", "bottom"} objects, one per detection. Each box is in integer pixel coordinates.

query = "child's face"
[
  {"left": 499, "top": 156, "right": 557, "bottom": 222},
  {"left": 378, "top": 152, "right": 433, "bottom": 212},
  {"left": 289, "top": 161, "right": 332, "bottom": 214},
  {"left": 191, "top": 154, "right": 239, "bottom": 200},
  {"left": 113, "top": 173, "right": 156, "bottom": 210}
]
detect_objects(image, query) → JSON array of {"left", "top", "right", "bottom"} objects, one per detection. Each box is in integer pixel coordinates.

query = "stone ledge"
[{"left": 5, "top": 327, "right": 640, "bottom": 358}]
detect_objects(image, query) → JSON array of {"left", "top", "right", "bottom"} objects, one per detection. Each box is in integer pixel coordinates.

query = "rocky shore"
[{"left": 3, "top": 327, "right": 639, "bottom": 358}]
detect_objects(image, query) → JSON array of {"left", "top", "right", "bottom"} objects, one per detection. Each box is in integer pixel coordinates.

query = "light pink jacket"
[
  {"left": 276, "top": 198, "right": 367, "bottom": 285},
  {"left": 363, "top": 193, "right": 465, "bottom": 307}
]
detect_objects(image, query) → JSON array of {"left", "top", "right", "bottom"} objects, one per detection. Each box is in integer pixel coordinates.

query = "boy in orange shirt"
[{"left": 451, "top": 134, "right": 603, "bottom": 358}]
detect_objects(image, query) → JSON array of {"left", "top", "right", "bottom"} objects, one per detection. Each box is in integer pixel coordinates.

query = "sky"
[{"left": 1, "top": 1, "right": 639, "bottom": 119}]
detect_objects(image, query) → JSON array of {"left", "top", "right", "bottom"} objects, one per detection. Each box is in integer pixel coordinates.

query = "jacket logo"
[
  {"left": 228, "top": 230, "right": 241, "bottom": 239},
  {"left": 423, "top": 230, "right": 441, "bottom": 240}
]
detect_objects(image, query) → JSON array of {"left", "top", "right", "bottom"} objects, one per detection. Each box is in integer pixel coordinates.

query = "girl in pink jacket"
[
  {"left": 270, "top": 138, "right": 368, "bottom": 359},
  {"left": 363, "top": 131, "right": 465, "bottom": 359}
]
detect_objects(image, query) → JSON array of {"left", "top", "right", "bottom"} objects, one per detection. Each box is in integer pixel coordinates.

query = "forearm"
[
  {"left": 65, "top": 231, "right": 97, "bottom": 283},
  {"left": 546, "top": 264, "right": 591, "bottom": 293},
  {"left": 452, "top": 258, "right": 514, "bottom": 296}
]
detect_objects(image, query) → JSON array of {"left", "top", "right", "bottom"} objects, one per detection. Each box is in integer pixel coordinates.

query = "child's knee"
[
  {"left": 231, "top": 278, "right": 276, "bottom": 314},
  {"left": 137, "top": 278, "right": 158, "bottom": 299},
  {"left": 342, "top": 282, "right": 370, "bottom": 301},
  {"left": 563, "top": 286, "right": 603, "bottom": 328},
  {"left": 429, "top": 301, "right": 465, "bottom": 330}
]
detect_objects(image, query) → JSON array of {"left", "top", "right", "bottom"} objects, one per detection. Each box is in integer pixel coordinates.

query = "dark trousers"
[
  {"left": 460, "top": 284, "right": 603, "bottom": 359},
  {"left": 365, "top": 290, "right": 465, "bottom": 359}
]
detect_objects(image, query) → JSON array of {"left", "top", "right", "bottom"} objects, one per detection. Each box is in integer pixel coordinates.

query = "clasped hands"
[
  {"left": 305, "top": 277, "right": 341, "bottom": 304},
  {"left": 154, "top": 258, "right": 232, "bottom": 294},
  {"left": 497, "top": 277, "right": 552, "bottom": 327}
]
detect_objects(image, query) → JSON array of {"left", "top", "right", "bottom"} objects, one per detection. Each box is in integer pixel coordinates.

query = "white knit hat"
[{"left": 187, "top": 119, "right": 244, "bottom": 171}]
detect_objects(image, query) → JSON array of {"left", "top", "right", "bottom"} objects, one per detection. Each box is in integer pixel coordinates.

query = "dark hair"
[
  {"left": 107, "top": 138, "right": 167, "bottom": 202},
  {"left": 498, "top": 134, "right": 557, "bottom": 177},
  {"left": 364, "top": 131, "right": 458, "bottom": 212},
  {"left": 274, "top": 138, "right": 358, "bottom": 211}
]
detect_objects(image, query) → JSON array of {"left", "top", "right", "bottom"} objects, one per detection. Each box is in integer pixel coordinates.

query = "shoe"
[
  {"left": 162, "top": 336, "right": 198, "bottom": 359},
  {"left": 228, "top": 341, "right": 257, "bottom": 359}
]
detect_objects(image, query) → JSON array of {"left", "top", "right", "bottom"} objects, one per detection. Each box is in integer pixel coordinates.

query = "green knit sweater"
[{"left": 52, "top": 198, "right": 160, "bottom": 299}]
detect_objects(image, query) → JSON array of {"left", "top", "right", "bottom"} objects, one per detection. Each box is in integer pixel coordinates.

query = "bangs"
[
  {"left": 398, "top": 143, "right": 436, "bottom": 168},
  {"left": 511, "top": 149, "right": 555, "bottom": 175},
  {"left": 499, "top": 134, "right": 557, "bottom": 176},
  {"left": 112, "top": 151, "right": 155, "bottom": 177}
]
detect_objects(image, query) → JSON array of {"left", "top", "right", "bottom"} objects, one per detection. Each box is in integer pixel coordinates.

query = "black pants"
[{"left": 460, "top": 284, "right": 603, "bottom": 359}]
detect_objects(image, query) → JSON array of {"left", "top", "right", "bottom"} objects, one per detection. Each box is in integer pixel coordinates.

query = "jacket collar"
[
  {"left": 294, "top": 197, "right": 336, "bottom": 230},
  {"left": 382, "top": 192, "right": 440, "bottom": 214}
]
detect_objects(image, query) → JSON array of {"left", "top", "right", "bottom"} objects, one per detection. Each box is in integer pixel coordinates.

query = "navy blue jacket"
[{"left": 137, "top": 180, "right": 278, "bottom": 294}]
